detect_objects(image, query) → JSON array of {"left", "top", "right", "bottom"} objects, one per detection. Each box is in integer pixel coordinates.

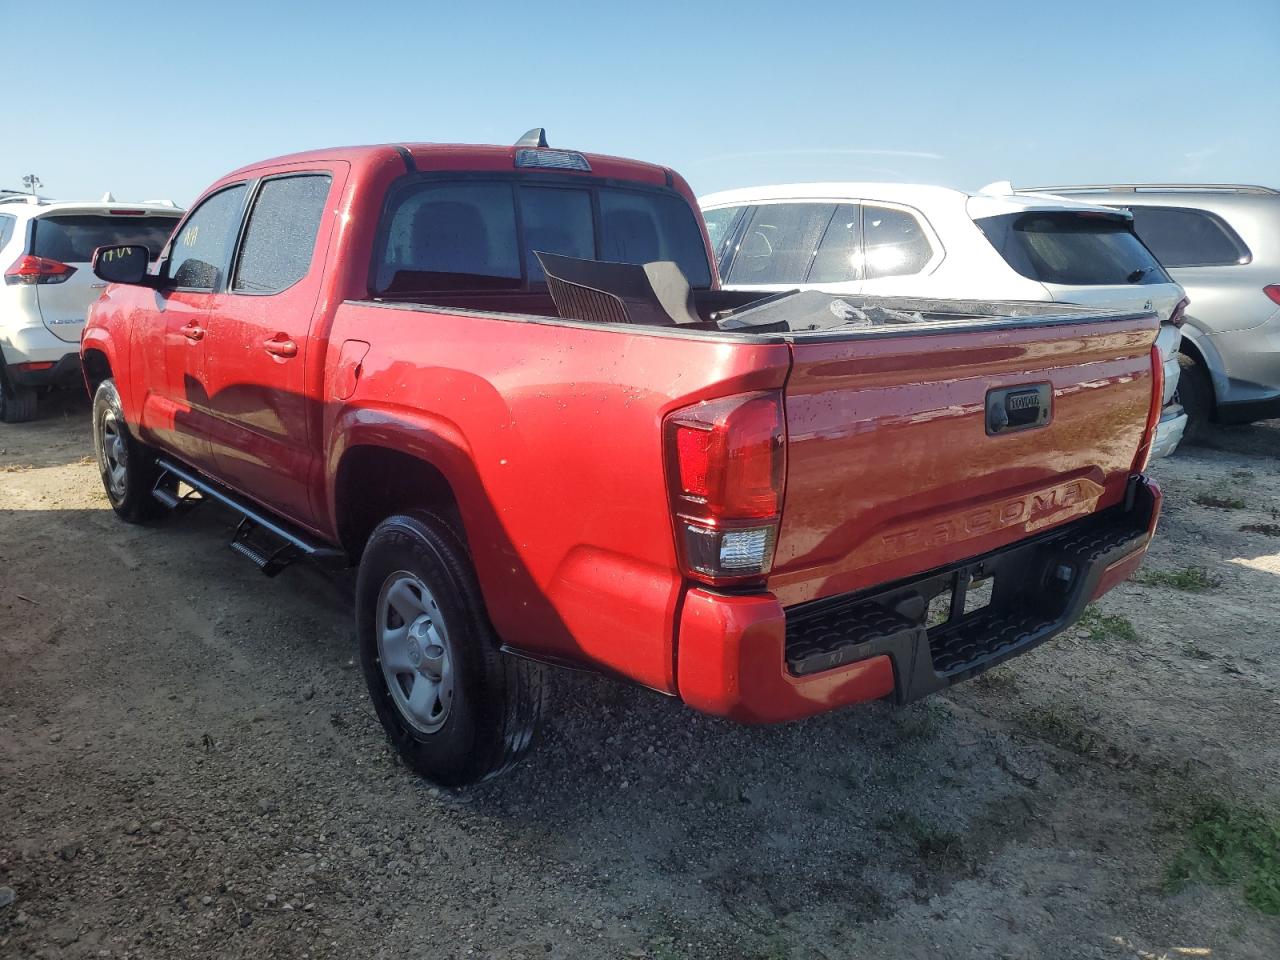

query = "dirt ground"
[{"left": 2, "top": 391, "right": 1278, "bottom": 960}]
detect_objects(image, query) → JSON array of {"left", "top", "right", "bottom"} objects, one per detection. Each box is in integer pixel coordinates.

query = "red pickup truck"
[{"left": 82, "top": 133, "right": 1163, "bottom": 785}]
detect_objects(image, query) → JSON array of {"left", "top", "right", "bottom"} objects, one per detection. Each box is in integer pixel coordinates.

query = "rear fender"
[
  {"left": 324, "top": 404, "right": 476, "bottom": 542},
  {"left": 324, "top": 404, "right": 576, "bottom": 663}
]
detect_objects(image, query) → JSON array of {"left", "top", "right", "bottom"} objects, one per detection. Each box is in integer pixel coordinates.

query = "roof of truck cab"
[
  {"left": 698, "top": 182, "right": 1124, "bottom": 220},
  {"left": 223, "top": 143, "right": 673, "bottom": 186}
]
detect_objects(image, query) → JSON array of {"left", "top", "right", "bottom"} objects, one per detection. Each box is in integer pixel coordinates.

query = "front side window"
[
  {"left": 31, "top": 214, "right": 179, "bottom": 264},
  {"left": 862, "top": 205, "right": 933, "bottom": 279},
  {"left": 977, "top": 211, "right": 1172, "bottom": 286},
  {"left": 167, "top": 185, "right": 248, "bottom": 290},
  {"left": 726, "top": 203, "right": 836, "bottom": 285},
  {"left": 1127, "top": 206, "right": 1250, "bottom": 268},
  {"left": 808, "top": 204, "right": 863, "bottom": 283},
  {"left": 232, "top": 175, "right": 332, "bottom": 294}
]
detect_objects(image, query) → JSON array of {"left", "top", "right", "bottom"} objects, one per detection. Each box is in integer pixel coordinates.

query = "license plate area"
[{"left": 923, "top": 567, "right": 996, "bottom": 633}]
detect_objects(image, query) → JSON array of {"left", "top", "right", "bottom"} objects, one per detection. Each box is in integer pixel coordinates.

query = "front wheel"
[
  {"left": 356, "top": 511, "right": 548, "bottom": 786},
  {"left": 92, "top": 379, "right": 164, "bottom": 522}
]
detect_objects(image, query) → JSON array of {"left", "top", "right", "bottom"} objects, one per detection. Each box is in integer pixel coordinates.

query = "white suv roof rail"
[{"left": 1019, "top": 183, "right": 1279, "bottom": 196}]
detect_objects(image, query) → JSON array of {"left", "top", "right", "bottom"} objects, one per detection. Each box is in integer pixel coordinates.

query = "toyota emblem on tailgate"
[{"left": 986, "top": 383, "right": 1052, "bottom": 435}]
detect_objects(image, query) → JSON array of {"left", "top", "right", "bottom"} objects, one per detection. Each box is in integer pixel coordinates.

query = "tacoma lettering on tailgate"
[{"left": 873, "top": 478, "right": 1104, "bottom": 560}]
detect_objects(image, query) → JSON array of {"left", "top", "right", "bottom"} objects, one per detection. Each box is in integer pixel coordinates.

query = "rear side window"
[
  {"left": 1127, "top": 206, "right": 1250, "bottom": 267},
  {"left": 31, "top": 214, "right": 178, "bottom": 263},
  {"left": 0, "top": 214, "right": 15, "bottom": 250},
  {"left": 808, "top": 204, "right": 862, "bottom": 283},
  {"left": 371, "top": 178, "right": 713, "bottom": 296},
  {"left": 726, "top": 203, "right": 835, "bottom": 285},
  {"left": 976, "top": 212, "right": 1172, "bottom": 286},
  {"left": 232, "top": 175, "right": 332, "bottom": 293},
  {"left": 167, "top": 185, "right": 249, "bottom": 290},
  {"left": 862, "top": 205, "right": 933, "bottom": 279}
]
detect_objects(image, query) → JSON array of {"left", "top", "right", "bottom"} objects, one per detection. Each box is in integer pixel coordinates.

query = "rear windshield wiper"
[{"left": 1126, "top": 268, "right": 1149, "bottom": 284}]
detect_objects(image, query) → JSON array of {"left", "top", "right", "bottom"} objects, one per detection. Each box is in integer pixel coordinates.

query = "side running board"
[{"left": 153, "top": 458, "right": 347, "bottom": 577}]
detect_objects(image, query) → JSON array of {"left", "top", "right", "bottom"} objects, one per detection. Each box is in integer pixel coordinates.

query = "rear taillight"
[
  {"left": 1264, "top": 284, "right": 1280, "bottom": 306},
  {"left": 1169, "top": 296, "right": 1190, "bottom": 327},
  {"left": 1132, "top": 344, "right": 1164, "bottom": 474},
  {"left": 4, "top": 254, "right": 75, "bottom": 285},
  {"left": 664, "top": 391, "right": 785, "bottom": 585}
]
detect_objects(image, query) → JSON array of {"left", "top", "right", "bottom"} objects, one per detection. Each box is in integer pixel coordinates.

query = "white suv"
[
  {"left": 699, "top": 182, "right": 1189, "bottom": 458},
  {"left": 0, "top": 196, "right": 182, "bottom": 422}
]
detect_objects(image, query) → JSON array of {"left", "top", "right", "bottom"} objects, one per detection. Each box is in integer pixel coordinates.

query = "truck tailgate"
[{"left": 769, "top": 315, "right": 1158, "bottom": 607}]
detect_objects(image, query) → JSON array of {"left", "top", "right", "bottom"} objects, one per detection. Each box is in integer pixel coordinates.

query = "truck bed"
[{"left": 339, "top": 287, "right": 1159, "bottom": 624}]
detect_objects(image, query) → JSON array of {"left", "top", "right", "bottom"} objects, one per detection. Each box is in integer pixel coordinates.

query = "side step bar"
[{"left": 153, "top": 458, "right": 347, "bottom": 576}]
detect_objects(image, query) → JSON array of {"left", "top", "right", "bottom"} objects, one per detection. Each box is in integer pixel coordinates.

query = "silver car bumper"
[{"left": 1150, "top": 405, "right": 1188, "bottom": 459}]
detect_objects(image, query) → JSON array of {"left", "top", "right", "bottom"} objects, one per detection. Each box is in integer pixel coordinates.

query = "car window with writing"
[{"left": 168, "top": 185, "right": 248, "bottom": 290}]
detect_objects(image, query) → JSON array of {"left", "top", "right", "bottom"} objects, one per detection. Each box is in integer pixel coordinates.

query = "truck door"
[
  {"left": 138, "top": 183, "right": 249, "bottom": 471},
  {"left": 201, "top": 166, "right": 344, "bottom": 527}
]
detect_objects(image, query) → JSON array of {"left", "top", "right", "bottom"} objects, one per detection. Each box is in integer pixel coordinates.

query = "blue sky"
[{"left": 6, "top": 0, "right": 1277, "bottom": 206}]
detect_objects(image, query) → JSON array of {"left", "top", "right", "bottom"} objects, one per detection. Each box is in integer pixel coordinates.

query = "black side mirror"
[{"left": 92, "top": 244, "right": 158, "bottom": 287}]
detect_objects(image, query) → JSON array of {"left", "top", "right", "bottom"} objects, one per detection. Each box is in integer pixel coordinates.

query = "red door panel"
[{"left": 202, "top": 165, "right": 347, "bottom": 526}]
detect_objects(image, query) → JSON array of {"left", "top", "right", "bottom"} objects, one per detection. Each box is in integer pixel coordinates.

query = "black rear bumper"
[
  {"left": 5, "top": 351, "right": 82, "bottom": 389},
  {"left": 784, "top": 478, "right": 1159, "bottom": 704}
]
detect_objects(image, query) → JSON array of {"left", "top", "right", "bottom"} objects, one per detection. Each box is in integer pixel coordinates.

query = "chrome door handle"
[{"left": 180, "top": 322, "right": 205, "bottom": 342}]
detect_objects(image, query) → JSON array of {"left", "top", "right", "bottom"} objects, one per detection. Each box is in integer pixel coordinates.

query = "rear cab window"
[
  {"left": 975, "top": 211, "right": 1173, "bottom": 286},
  {"left": 371, "top": 177, "right": 711, "bottom": 297},
  {"left": 32, "top": 213, "right": 179, "bottom": 264}
]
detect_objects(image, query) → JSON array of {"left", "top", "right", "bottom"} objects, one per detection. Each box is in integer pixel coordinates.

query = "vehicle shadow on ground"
[{"left": 1186, "top": 418, "right": 1280, "bottom": 458}]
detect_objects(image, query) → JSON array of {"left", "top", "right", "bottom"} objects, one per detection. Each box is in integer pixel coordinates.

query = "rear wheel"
[
  {"left": 0, "top": 373, "right": 37, "bottom": 423},
  {"left": 356, "top": 511, "right": 547, "bottom": 786},
  {"left": 93, "top": 379, "right": 164, "bottom": 522},
  {"left": 1175, "top": 352, "right": 1215, "bottom": 444}
]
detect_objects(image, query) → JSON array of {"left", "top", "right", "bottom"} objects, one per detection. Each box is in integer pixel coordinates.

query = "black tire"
[
  {"left": 92, "top": 379, "right": 165, "bottom": 522},
  {"left": 0, "top": 372, "right": 37, "bottom": 423},
  {"left": 356, "top": 511, "right": 547, "bottom": 786},
  {"left": 1175, "top": 352, "right": 1215, "bottom": 445}
]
